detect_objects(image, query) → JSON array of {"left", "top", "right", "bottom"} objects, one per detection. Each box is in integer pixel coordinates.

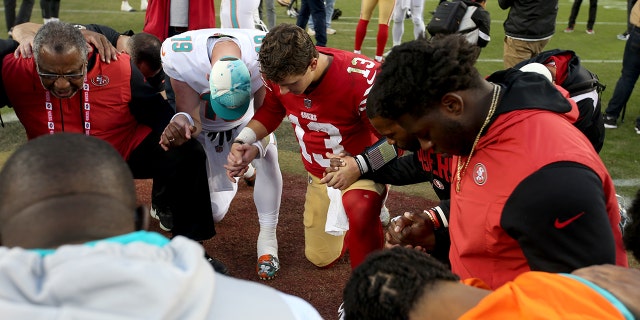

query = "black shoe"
[
  {"left": 603, "top": 114, "right": 618, "bottom": 129},
  {"left": 150, "top": 206, "right": 173, "bottom": 231},
  {"left": 205, "top": 252, "right": 230, "bottom": 275}
]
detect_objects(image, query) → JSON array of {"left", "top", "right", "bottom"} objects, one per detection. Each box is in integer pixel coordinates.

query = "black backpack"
[{"left": 426, "top": 0, "right": 468, "bottom": 36}]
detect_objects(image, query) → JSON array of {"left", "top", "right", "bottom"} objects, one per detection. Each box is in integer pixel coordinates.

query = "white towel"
[
  {"left": 325, "top": 186, "right": 349, "bottom": 236},
  {"left": 200, "top": 131, "right": 236, "bottom": 192}
]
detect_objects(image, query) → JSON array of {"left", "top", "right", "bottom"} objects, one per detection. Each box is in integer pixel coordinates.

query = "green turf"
[{"left": 0, "top": 0, "right": 639, "bottom": 202}]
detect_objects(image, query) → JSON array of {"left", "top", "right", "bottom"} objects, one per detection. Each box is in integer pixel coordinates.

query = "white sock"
[
  {"left": 375, "top": 55, "right": 383, "bottom": 62},
  {"left": 354, "top": 50, "right": 361, "bottom": 54},
  {"left": 257, "top": 226, "right": 278, "bottom": 257}
]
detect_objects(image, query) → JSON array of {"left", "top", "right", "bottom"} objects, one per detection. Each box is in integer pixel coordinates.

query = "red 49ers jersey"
[{"left": 254, "top": 47, "right": 380, "bottom": 178}]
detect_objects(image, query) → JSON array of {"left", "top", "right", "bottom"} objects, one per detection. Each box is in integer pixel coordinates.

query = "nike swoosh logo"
[
  {"left": 367, "top": 70, "right": 377, "bottom": 85},
  {"left": 554, "top": 212, "right": 586, "bottom": 229}
]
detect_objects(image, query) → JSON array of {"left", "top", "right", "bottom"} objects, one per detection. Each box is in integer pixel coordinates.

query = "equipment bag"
[{"left": 427, "top": 0, "right": 468, "bottom": 36}]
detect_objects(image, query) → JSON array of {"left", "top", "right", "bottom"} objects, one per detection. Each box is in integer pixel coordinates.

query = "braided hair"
[{"left": 343, "top": 247, "right": 459, "bottom": 320}]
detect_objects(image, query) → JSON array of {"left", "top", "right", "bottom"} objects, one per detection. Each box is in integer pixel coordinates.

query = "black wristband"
[{"left": 233, "top": 140, "right": 245, "bottom": 145}]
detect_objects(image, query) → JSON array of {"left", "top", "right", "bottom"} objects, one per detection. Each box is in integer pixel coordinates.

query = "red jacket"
[
  {"left": 2, "top": 54, "right": 151, "bottom": 160},
  {"left": 450, "top": 109, "right": 627, "bottom": 289},
  {"left": 143, "top": 0, "right": 216, "bottom": 41}
]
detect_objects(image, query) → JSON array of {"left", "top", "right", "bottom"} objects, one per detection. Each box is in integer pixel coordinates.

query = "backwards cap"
[{"left": 208, "top": 56, "right": 251, "bottom": 120}]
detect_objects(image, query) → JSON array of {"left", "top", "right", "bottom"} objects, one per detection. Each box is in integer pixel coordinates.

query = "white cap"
[{"left": 519, "top": 62, "right": 553, "bottom": 83}]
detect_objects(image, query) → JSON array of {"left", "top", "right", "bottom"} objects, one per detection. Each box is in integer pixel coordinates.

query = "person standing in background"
[
  {"left": 354, "top": 0, "right": 395, "bottom": 62},
  {"left": 564, "top": 0, "right": 598, "bottom": 34},
  {"left": 4, "top": 0, "right": 34, "bottom": 36},
  {"left": 143, "top": 0, "right": 216, "bottom": 41},
  {"left": 121, "top": 0, "right": 147, "bottom": 12},
  {"left": 499, "top": 0, "right": 558, "bottom": 68},
  {"left": 259, "top": 0, "right": 277, "bottom": 29},
  {"left": 39, "top": 0, "right": 60, "bottom": 23},
  {"left": 220, "top": 0, "right": 260, "bottom": 29},
  {"left": 618, "top": 0, "right": 637, "bottom": 40},
  {"left": 296, "top": 0, "right": 327, "bottom": 46},
  {"left": 603, "top": 0, "right": 640, "bottom": 133},
  {"left": 143, "top": 0, "right": 216, "bottom": 109},
  {"left": 390, "top": 0, "right": 425, "bottom": 48},
  {"left": 308, "top": 0, "right": 337, "bottom": 35}
]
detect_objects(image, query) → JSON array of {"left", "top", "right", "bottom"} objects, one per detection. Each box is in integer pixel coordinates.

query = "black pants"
[
  {"left": 3, "top": 0, "right": 34, "bottom": 31},
  {"left": 39, "top": 0, "right": 59, "bottom": 19},
  {"left": 128, "top": 132, "right": 216, "bottom": 241},
  {"left": 296, "top": 0, "right": 326, "bottom": 46},
  {"left": 627, "top": 0, "right": 638, "bottom": 33},
  {"left": 568, "top": 0, "right": 598, "bottom": 30}
]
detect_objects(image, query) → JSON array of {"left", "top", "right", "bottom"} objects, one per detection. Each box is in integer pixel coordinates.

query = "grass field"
[{"left": 1, "top": 0, "right": 639, "bottom": 201}]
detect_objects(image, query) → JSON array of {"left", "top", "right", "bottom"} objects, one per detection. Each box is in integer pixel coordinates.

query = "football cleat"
[{"left": 257, "top": 254, "right": 280, "bottom": 280}]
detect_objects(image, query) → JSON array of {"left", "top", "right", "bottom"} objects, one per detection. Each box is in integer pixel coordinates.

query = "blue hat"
[{"left": 209, "top": 56, "right": 251, "bottom": 120}]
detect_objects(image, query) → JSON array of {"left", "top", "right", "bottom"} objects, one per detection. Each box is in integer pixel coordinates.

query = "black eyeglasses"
[{"left": 36, "top": 63, "right": 86, "bottom": 82}]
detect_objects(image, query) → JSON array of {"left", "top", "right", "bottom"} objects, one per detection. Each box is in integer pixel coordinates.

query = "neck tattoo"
[{"left": 455, "top": 83, "right": 500, "bottom": 193}]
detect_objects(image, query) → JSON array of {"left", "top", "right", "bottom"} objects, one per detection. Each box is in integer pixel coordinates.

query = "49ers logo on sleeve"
[
  {"left": 91, "top": 74, "right": 110, "bottom": 87},
  {"left": 473, "top": 163, "right": 488, "bottom": 186}
]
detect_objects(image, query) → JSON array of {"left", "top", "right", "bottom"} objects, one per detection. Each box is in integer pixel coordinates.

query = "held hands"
[
  {"left": 224, "top": 142, "right": 259, "bottom": 182},
  {"left": 320, "top": 152, "right": 361, "bottom": 190},
  {"left": 385, "top": 211, "right": 436, "bottom": 251},
  {"left": 159, "top": 114, "right": 196, "bottom": 151}
]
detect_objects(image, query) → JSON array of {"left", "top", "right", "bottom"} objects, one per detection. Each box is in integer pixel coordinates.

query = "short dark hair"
[
  {"left": 343, "top": 247, "right": 459, "bottom": 320},
  {"left": 128, "top": 32, "right": 162, "bottom": 73},
  {"left": 624, "top": 189, "right": 640, "bottom": 261},
  {"left": 367, "top": 35, "right": 482, "bottom": 120},
  {"left": 0, "top": 133, "right": 135, "bottom": 226},
  {"left": 258, "top": 23, "right": 318, "bottom": 83}
]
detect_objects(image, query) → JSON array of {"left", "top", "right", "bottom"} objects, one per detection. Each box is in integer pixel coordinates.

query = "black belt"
[
  {"left": 169, "top": 26, "right": 188, "bottom": 34},
  {"left": 206, "top": 126, "right": 239, "bottom": 153}
]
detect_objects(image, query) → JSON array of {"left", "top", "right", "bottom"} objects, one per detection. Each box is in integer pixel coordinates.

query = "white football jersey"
[{"left": 161, "top": 28, "right": 266, "bottom": 131}]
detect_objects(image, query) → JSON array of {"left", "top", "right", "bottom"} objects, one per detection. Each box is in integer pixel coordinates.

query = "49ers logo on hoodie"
[
  {"left": 91, "top": 74, "right": 110, "bottom": 87},
  {"left": 473, "top": 163, "right": 488, "bottom": 186}
]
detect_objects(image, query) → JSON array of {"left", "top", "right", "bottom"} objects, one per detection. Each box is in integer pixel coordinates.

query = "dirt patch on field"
[{"left": 136, "top": 174, "right": 437, "bottom": 319}]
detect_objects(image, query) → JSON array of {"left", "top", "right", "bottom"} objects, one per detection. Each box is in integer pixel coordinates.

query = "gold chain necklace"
[{"left": 455, "top": 84, "right": 500, "bottom": 192}]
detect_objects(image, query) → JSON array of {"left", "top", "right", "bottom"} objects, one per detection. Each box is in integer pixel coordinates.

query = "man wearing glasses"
[{"left": 1, "top": 22, "right": 223, "bottom": 270}]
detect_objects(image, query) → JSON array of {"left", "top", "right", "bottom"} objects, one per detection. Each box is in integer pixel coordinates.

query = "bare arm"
[{"left": 572, "top": 265, "right": 640, "bottom": 318}]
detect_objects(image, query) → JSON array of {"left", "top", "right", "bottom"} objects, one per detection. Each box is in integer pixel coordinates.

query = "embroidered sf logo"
[
  {"left": 473, "top": 163, "right": 487, "bottom": 186},
  {"left": 432, "top": 179, "right": 445, "bottom": 190},
  {"left": 91, "top": 74, "right": 110, "bottom": 87}
]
